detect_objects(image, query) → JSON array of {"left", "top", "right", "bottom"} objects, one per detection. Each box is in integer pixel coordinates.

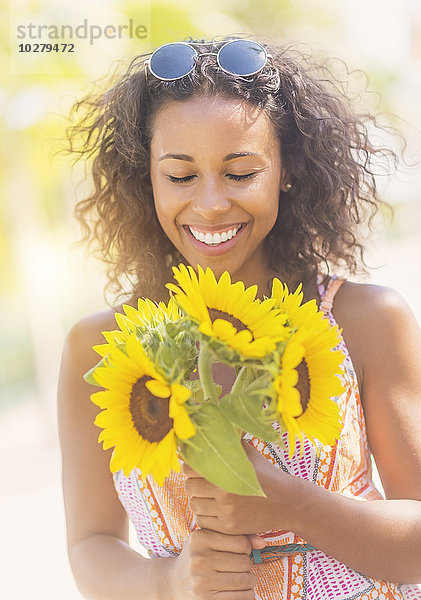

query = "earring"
[{"left": 285, "top": 183, "right": 292, "bottom": 190}]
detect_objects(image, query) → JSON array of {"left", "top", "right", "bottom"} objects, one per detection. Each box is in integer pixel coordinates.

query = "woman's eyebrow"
[
  {"left": 223, "top": 152, "right": 261, "bottom": 161},
  {"left": 159, "top": 153, "right": 194, "bottom": 162},
  {"left": 158, "top": 152, "right": 261, "bottom": 162}
]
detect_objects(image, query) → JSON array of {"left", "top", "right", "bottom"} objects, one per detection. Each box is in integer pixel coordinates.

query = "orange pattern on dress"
[{"left": 113, "top": 275, "right": 421, "bottom": 599}]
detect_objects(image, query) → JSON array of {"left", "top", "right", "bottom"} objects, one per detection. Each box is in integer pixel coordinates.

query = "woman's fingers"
[
  {"left": 195, "top": 514, "right": 222, "bottom": 531},
  {"left": 176, "top": 529, "right": 258, "bottom": 599},
  {"left": 181, "top": 462, "right": 201, "bottom": 478},
  {"left": 213, "top": 569, "right": 257, "bottom": 591},
  {"left": 211, "top": 550, "right": 253, "bottom": 573},
  {"left": 193, "top": 528, "right": 253, "bottom": 555},
  {"left": 213, "top": 592, "right": 255, "bottom": 600},
  {"left": 184, "top": 473, "right": 218, "bottom": 497},
  {"left": 189, "top": 496, "right": 218, "bottom": 516},
  {"left": 248, "top": 534, "right": 267, "bottom": 549}
]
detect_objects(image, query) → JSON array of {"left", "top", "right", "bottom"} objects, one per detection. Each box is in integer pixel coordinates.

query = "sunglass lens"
[
  {"left": 149, "top": 43, "right": 196, "bottom": 80},
  {"left": 218, "top": 39, "right": 266, "bottom": 76}
]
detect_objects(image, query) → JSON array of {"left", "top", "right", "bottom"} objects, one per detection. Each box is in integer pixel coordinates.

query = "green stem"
[
  {"left": 231, "top": 365, "right": 247, "bottom": 395},
  {"left": 230, "top": 365, "right": 256, "bottom": 396},
  {"left": 198, "top": 344, "right": 218, "bottom": 402}
]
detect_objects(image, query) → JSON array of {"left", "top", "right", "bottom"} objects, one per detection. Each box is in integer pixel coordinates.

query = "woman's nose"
[{"left": 191, "top": 177, "right": 232, "bottom": 219}]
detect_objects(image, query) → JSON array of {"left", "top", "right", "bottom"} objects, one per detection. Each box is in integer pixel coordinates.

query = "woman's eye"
[
  {"left": 167, "top": 175, "right": 196, "bottom": 183},
  {"left": 226, "top": 172, "right": 256, "bottom": 181},
  {"left": 167, "top": 172, "right": 256, "bottom": 184}
]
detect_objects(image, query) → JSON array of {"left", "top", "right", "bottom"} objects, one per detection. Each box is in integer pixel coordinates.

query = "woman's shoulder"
[
  {"left": 63, "top": 306, "right": 124, "bottom": 368},
  {"left": 334, "top": 279, "right": 416, "bottom": 328},
  {"left": 58, "top": 307, "right": 126, "bottom": 419},
  {"left": 67, "top": 306, "right": 121, "bottom": 338},
  {"left": 334, "top": 281, "right": 421, "bottom": 500},
  {"left": 332, "top": 279, "right": 420, "bottom": 393}
]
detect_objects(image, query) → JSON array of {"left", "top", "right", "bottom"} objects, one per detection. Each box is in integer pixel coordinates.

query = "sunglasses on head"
[{"left": 146, "top": 39, "right": 268, "bottom": 81}]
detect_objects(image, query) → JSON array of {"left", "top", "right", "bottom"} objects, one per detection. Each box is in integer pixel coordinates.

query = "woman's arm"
[
  {"left": 58, "top": 312, "right": 262, "bottom": 599},
  {"left": 185, "top": 284, "right": 421, "bottom": 584},
  {"left": 294, "top": 283, "right": 421, "bottom": 583},
  {"left": 58, "top": 312, "right": 173, "bottom": 599}
]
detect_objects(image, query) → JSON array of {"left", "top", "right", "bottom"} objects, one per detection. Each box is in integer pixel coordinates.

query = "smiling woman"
[
  {"left": 150, "top": 95, "right": 285, "bottom": 290},
  {"left": 64, "top": 38, "right": 395, "bottom": 305},
  {"left": 58, "top": 36, "right": 421, "bottom": 600}
]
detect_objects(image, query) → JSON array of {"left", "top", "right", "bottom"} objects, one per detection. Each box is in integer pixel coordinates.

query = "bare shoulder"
[
  {"left": 69, "top": 307, "right": 118, "bottom": 337},
  {"left": 333, "top": 281, "right": 417, "bottom": 343},
  {"left": 64, "top": 307, "right": 122, "bottom": 367},
  {"left": 336, "top": 281, "right": 414, "bottom": 310},
  {"left": 333, "top": 280, "right": 421, "bottom": 498},
  {"left": 333, "top": 279, "right": 416, "bottom": 324},
  {"left": 332, "top": 280, "right": 419, "bottom": 387}
]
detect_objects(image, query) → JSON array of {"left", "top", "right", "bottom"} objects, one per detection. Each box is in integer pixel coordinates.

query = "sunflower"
[
  {"left": 271, "top": 280, "right": 345, "bottom": 456},
  {"left": 166, "top": 264, "right": 289, "bottom": 359},
  {"left": 115, "top": 296, "right": 181, "bottom": 335},
  {"left": 92, "top": 297, "right": 180, "bottom": 358},
  {"left": 90, "top": 333, "right": 195, "bottom": 485},
  {"left": 92, "top": 329, "right": 128, "bottom": 358},
  {"left": 273, "top": 333, "right": 305, "bottom": 447},
  {"left": 270, "top": 278, "right": 320, "bottom": 327}
]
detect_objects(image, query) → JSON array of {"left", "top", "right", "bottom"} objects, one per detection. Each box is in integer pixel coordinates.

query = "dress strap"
[
  {"left": 318, "top": 275, "right": 345, "bottom": 314},
  {"left": 251, "top": 543, "right": 316, "bottom": 564}
]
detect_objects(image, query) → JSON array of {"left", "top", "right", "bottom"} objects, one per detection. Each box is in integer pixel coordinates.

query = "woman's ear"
[{"left": 280, "top": 168, "right": 292, "bottom": 192}]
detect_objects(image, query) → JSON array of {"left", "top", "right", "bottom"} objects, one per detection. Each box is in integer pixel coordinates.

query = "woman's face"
[{"left": 150, "top": 95, "right": 289, "bottom": 290}]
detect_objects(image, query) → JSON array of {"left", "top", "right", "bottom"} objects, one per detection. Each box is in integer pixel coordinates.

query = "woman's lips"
[{"left": 183, "top": 224, "right": 247, "bottom": 256}]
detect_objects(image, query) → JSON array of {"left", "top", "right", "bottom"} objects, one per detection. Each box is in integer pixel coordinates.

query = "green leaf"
[
  {"left": 245, "top": 373, "right": 272, "bottom": 393},
  {"left": 164, "top": 321, "right": 178, "bottom": 337},
  {"left": 83, "top": 358, "right": 106, "bottom": 386},
  {"left": 186, "top": 380, "right": 223, "bottom": 406},
  {"left": 180, "top": 402, "right": 265, "bottom": 497},
  {"left": 248, "top": 388, "right": 271, "bottom": 396},
  {"left": 220, "top": 393, "right": 279, "bottom": 442},
  {"left": 188, "top": 380, "right": 205, "bottom": 405}
]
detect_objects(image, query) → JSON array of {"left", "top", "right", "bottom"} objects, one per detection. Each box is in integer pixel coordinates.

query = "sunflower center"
[
  {"left": 296, "top": 360, "right": 310, "bottom": 413},
  {"left": 129, "top": 376, "right": 173, "bottom": 443},
  {"left": 208, "top": 308, "right": 253, "bottom": 338}
]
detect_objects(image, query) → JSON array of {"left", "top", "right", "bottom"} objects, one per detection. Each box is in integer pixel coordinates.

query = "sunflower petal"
[
  {"left": 170, "top": 383, "right": 191, "bottom": 404},
  {"left": 145, "top": 379, "right": 171, "bottom": 398}
]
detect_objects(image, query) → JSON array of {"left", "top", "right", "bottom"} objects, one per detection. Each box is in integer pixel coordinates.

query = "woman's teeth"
[{"left": 188, "top": 225, "right": 242, "bottom": 245}]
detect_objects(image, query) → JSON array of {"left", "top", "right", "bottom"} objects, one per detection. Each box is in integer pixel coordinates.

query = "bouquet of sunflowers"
[{"left": 85, "top": 264, "right": 344, "bottom": 496}]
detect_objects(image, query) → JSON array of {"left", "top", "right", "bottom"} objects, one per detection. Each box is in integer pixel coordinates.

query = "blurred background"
[{"left": 1, "top": 0, "right": 420, "bottom": 597}]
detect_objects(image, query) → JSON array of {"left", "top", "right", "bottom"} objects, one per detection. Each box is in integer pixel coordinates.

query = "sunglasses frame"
[{"left": 146, "top": 39, "right": 268, "bottom": 81}]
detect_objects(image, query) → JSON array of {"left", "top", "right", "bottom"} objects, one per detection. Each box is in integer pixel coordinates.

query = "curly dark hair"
[{"left": 63, "top": 35, "right": 400, "bottom": 305}]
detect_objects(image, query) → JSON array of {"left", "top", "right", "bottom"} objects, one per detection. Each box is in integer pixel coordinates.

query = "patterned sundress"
[{"left": 113, "top": 275, "right": 421, "bottom": 599}]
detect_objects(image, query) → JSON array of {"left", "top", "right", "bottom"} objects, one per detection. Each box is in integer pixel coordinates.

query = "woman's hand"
[
  {"left": 183, "top": 441, "right": 302, "bottom": 535},
  {"left": 168, "top": 528, "right": 265, "bottom": 600}
]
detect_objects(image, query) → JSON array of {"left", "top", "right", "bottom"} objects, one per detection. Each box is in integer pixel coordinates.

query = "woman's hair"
[{"left": 64, "top": 35, "right": 400, "bottom": 304}]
